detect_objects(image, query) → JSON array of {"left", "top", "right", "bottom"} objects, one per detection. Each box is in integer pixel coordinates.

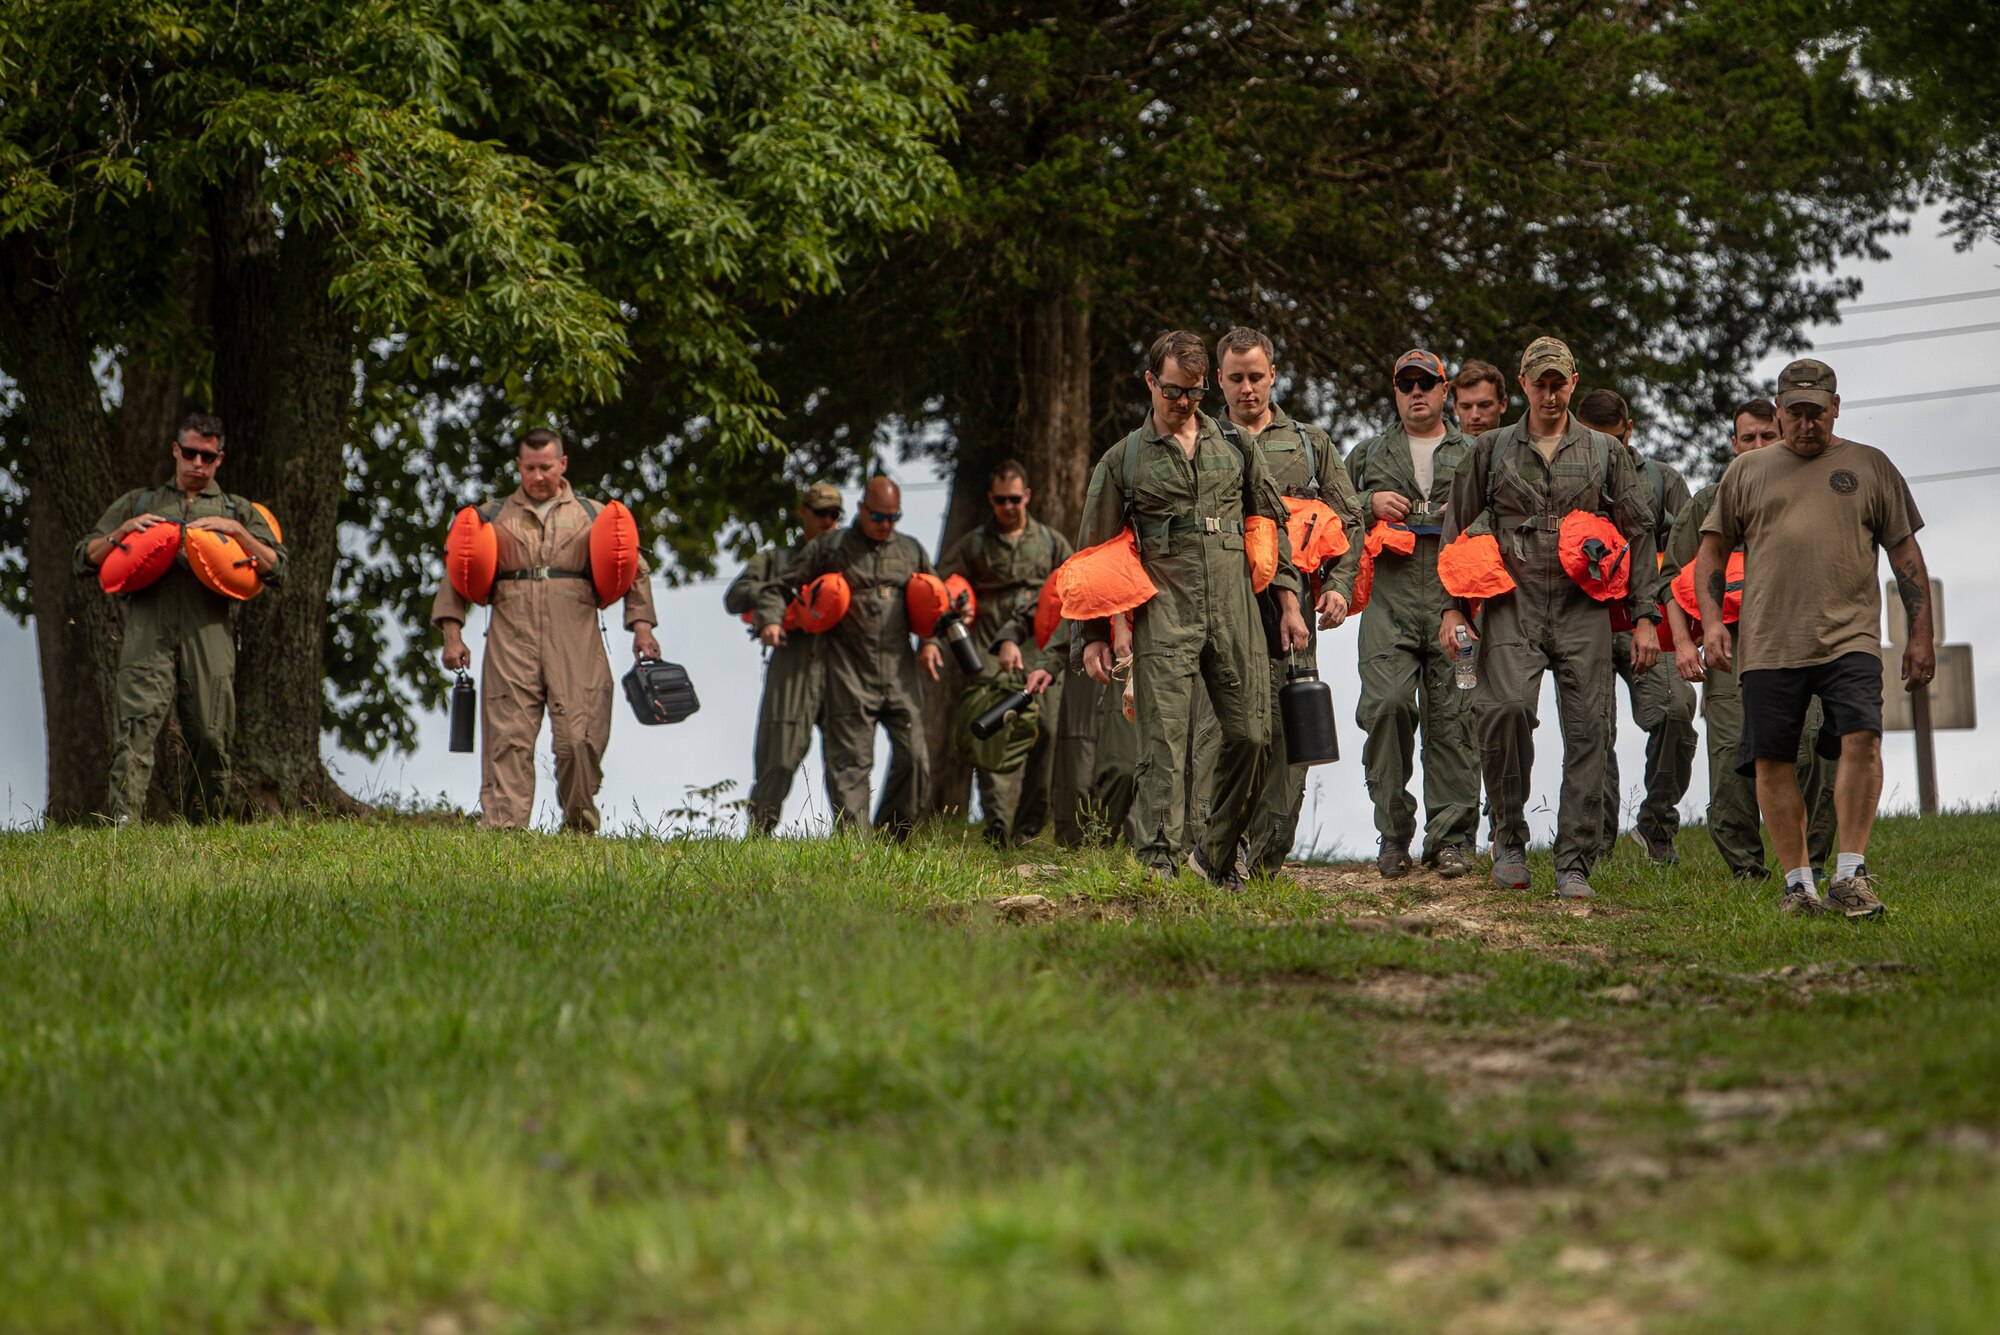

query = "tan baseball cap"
[
  {"left": 802, "top": 481, "right": 844, "bottom": 511},
  {"left": 1519, "top": 336, "right": 1577, "bottom": 382},
  {"left": 1775, "top": 358, "right": 1838, "bottom": 410}
]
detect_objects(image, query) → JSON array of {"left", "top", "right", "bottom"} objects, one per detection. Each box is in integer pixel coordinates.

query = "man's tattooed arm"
[{"left": 1894, "top": 557, "right": 1926, "bottom": 623}]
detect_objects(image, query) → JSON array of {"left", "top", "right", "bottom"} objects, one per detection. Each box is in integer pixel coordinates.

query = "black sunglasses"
[
  {"left": 1395, "top": 374, "right": 1444, "bottom": 394},
  {"left": 1155, "top": 381, "right": 1206, "bottom": 404},
  {"left": 176, "top": 443, "right": 222, "bottom": 465},
  {"left": 989, "top": 494, "right": 1026, "bottom": 506},
  {"left": 809, "top": 505, "right": 843, "bottom": 519},
  {"left": 866, "top": 510, "right": 902, "bottom": 524}
]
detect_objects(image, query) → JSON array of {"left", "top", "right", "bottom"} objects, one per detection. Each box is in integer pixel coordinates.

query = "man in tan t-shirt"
[{"left": 1696, "top": 358, "right": 1933, "bottom": 918}]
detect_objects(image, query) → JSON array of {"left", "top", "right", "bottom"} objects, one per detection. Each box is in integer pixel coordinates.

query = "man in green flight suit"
[
  {"left": 725, "top": 480, "right": 843, "bottom": 835},
  {"left": 1660, "top": 398, "right": 1834, "bottom": 879},
  {"left": 1345, "top": 350, "right": 1483, "bottom": 879},
  {"left": 1213, "top": 326, "right": 1365, "bottom": 874},
  {"left": 1574, "top": 389, "right": 1697, "bottom": 865},
  {"left": 759, "top": 475, "right": 943, "bottom": 838},
  {"left": 78, "top": 412, "right": 286, "bottom": 822},
  {"left": 1075, "top": 329, "right": 1309, "bottom": 889},
  {"left": 1439, "top": 337, "right": 1661, "bottom": 900},
  {"left": 937, "top": 459, "right": 1076, "bottom": 845}
]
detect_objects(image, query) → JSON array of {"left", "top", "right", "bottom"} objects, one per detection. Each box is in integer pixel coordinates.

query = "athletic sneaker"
[
  {"left": 1433, "top": 844, "right": 1473, "bottom": 879},
  {"left": 1189, "top": 846, "right": 1245, "bottom": 894},
  {"left": 1627, "top": 828, "right": 1679, "bottom": 866},
  {"left": 1490, "top": 843, "right": 1531, "bottom": 889},
  {"left": 1778, "top": 886, "right": 1826, "bottom": 916},
  {"left": 1376, "top": 840, "right": 1412, "bottom": 880},
  {"left": 1554, "top": 871, "right": 1597, "bottom": 900},
  {"left": 1826, "top": 867, "right": 1886, "bottom": 919}
]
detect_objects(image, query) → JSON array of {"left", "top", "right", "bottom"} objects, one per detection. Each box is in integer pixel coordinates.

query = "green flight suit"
[
  {"left": 78, "top": 481, "right": 288, "bottom": 821},
  {"left": 1600, "top": 449, "right": 1698, "bottom": 854},
  {"left": 760, "top": 524, "right": 934, "bottom": 836},
  {"left": 1049, "top": 671, "right": 1106, "bottom": 847},
  {"left": 1074, "top": 410, "right": 1301, "bottom": 877},
  {"left": 1663, "top": 485, "right": 1835, "bottom": 876},
  {"left": 1098, "top": 667, "right": 1213, "bottom": 850},
  {"left": 725, "top": 540, "right": 825, "bottom": 834},
  {"left": 1442, "top": 418, "right": 1659, "bottom": 878},
  {"left": 1346, "top": 423, "right": 1482, "bottom": 861},
  {"left": 938, "top": 517, "right": 1075, "bottom": 843}
]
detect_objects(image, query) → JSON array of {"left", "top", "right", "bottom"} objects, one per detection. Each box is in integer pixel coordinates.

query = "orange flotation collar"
[
  {"left": 1032, "top": 569, "right": 1064, "bottom": 650},
  {"left": 98, "top": 522, "right": 183, "bottom": 595},
  {"left": 446, "top": 505, "right": 499, "bottom": 605},
  {"left": 785, "top": 571, "right": 852, "bottom": 633},
  {"left": 1557, "top": 511, "right": 1631, "bottom": 602},
  {"left": 1244, "top": 515, "right": 1279, "bottom": 593},
  {"left": 1281, "top": 497, "right": 1351, "bottom": 575},
  {"left": 184, "top": 525, "right": 265, "bottom": 601},
  {"left": 589, "top": 500, "right": 641, "bottom": 608},
  {"left": 1670, "top": 552, "right": 1744, "bottom": 625},
  {"left": 1349, "top": 520, "right": 1420, "bottom": 615},
  {"left": 1053, "top": 527, "right": 1159, "bottom": 621},
  {"left": 1437, "top": 531, "right": 1516, "bottom": 600}
]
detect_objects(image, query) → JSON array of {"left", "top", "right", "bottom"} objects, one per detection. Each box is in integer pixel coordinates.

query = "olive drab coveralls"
[
  {"left": 79, "top": 482, "right": 288, "bottom": 820},
  {"left": 763, "top": 523, "right": 935, "bottom": 835},
  {"left": 938, "top": 517, "right": 1075, "bottom": 843},
  {"left": 1601, "top": 449, "right": 1698, "bottom": 855},
  {"left": 1235, "top": 408, "right": 1365, "bottom": 871},
  {"left": 1663, "top": 485, "right": 1835, "bottom": 876},
  {"left": 1346, "top": 423, "right": 1482, "bottom": 860},
  {"left": 725, "top": 540, "right": 826, "bottom": 834},
  {"left": 1074, "top": 410, "right": 1301, "bottom": 876},
  {"left": 430, "top": 483, "right": 658, "bottom": 833},
  {"left": 1442, "top": 419, "right": 1659, "bottom": 876}
]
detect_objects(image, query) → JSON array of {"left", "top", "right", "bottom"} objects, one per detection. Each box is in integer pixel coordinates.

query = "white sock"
[
  {"left": 1785, "top": 867, "right": 1816, "bottom": 895},
  {"left": 1835, "top": 852, "right": 1865, "bottom": 882}
]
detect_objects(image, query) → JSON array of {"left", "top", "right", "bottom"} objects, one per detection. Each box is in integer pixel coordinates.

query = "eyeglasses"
[
  {"left": 1395, "top": 374, "right": 1443, "bottom": 394},
  {"left": 1155, "top": 381, "right": 1206, "bottom": 404},
  {"left": 866, "top": 510, "right": 902, "bottom": 524},
  {"left": 989, "top": 494, "right": 1026, "bottom": 506},
  {"left": 809, "top": 505, "right": 843, "bottom": 519},
  {"left": 176, "top": 443, "right": 222, "bottom": 465}
]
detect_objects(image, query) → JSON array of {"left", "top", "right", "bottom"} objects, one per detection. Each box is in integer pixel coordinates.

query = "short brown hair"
[
  {"left": 1575, "top": 389, "right": 1630, "bottom": 429},
  {"left": 988, "top": 459, "right": 1027, "bottom": 488},
  {"left": 1146, "top": 329, "right": 1209, "bottom": 382},
  {"left": 1732, "top": 397, "right": 1777, "bottom": 425},
  {"left": 1452, "top": 361, "right": 1505, "bottom": 397},
  {"left": 178, "top": 412, "right": 225, "bottom": 444},
  {"left": 517, "top": 428, "right": 564, "bottom": 454},
  {"left": 1214, "top": 327, "right": 1274, "bottom": 364}
]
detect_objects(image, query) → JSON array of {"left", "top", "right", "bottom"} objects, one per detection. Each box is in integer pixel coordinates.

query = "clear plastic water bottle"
[{"left": 1453, "top": 625, "right": 1477, "bottom": 691}]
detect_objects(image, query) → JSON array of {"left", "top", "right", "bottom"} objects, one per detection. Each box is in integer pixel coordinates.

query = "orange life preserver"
[
  {"left": 1032, "top": 570, "right": 1064, "bottom": 650},
  {"left": 446, "top": 505, "right": 499, "bottom": 604},
  {"left": 943, "top": 573, "right": 978, "bottom": 626},
  {"left": 589, "top": 500, "right": 641, "bottom": 608},
  {"left": 1556, "top": 511, "right": 1631, "bottom": 602},
  {"left": 1437, "top": 532, "right": 1516, "bottom": 601},
  {"left": 1244, "top": 514, "right": 1279, "bottom": 593},
  {"left": 1349, "top": 520, "right": 1419, "bottom": 615},
  {"left": 98, "top": 522, "right": 182, "bottom": 595},
  {"left": 785, "top": 572, "right": 851, "bottom": 633},
  {"left": 252, "top": 502, "right": 283, "bottom": 544},
  {"left": 184, "top": 525, "right": 265, "bottom": 601},
  {"left": 906, "top": 572, "right": 952, "bottom": 637},
  {"left": 1669, "top": 552, "right": 1745, "bottom": 625},
  {"left": 1281, "top": 497, "right": 1350, "bottom": 575},
  {"left": 1053, "top": 527, "right": 1159, "bottom": 620}
]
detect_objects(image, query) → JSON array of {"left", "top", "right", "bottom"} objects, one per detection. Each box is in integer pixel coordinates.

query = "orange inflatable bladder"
[
  {"left": 1349, "top": 521, "right": 1420, "bottom": 616},
  {"left": 1281, "top": 497, "right": 1349, "bottom": 574},
  {"left": 1557, "top": 511, "right": 1631, "bottom": 602},
  {"left": 1670, "top": 552, "right": 1744, "bottom": 624},
  {"left": 252, "top": 502, "right": 283, "bottom": 544},
  {"left": 98, "top": 522, "right": 182, "bottom": 595},
  {"left": 944, "top": 573, "right": 978, "bottom": 624},
  {"left": 184, "top": 525, "right": 265, "bottom": 601},
  {"left": 589, "top": 499, "right": 641, "bottom": 608},
  {"left": 1032, "top": 571, "right": 1064, "bottom": 650},
  {"left": 1054, "top": 527, "right": 1158, "bottom": 621},
  {"left": 785, "top": 572, "right": 852, "bottom": 633},
  {"left": 1244, "top": 515, "right": 1279, "bottom": 593},
  {"left": 906, "top": 572, "right": 952, "bottom": 637},
  {"left": 1437, "top": 532, "right": 1516, "bottom": 601},
  {"left": 446, "top": 505, "right": 498, "bottom": 605}
]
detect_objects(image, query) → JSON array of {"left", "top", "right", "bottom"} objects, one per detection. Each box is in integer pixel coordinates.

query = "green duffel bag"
[{"left": 950, "top": 672, "right": 1041, "bottom": 774}]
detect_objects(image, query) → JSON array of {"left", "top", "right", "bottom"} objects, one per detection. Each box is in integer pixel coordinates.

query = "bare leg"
[
  {"left": 1833, "top": 731, "right": 1883, "bottom": 855},
  {"left": 1754, "top": 757, "right": 1809, "bottom": 871}
]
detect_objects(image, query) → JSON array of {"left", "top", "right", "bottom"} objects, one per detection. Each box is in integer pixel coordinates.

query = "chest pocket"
[{"left": 1551, "top": 461, "right": 1602, "bottom": 515}]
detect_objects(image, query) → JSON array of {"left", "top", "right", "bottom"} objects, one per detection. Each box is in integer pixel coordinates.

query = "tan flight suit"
[
  {"left": 79, "top": 481, "right": 288, "bottom": 821},
  {"left": 1441, "top": 418, "right": 1658, "bottom": 877},
  {"left": 761, "top": 523, "right": 935, "bottom": 837},
  {"left": 430, "top": 483, "right": 657, "bottom": 832},
  {"left": 725, "top": 540, "right": 825, "bottom": 834}
]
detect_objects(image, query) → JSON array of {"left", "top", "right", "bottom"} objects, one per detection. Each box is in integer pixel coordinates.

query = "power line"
[
  {"left": 1841, "top": 286, "right": 2000, "bottom": 316},
  {"left": 1845, "top": 382, "right": 2000, "bottom": 410},
  {"left": 1906, "top": 465, "right": 2000, "bottom": 486},
  {"left": 1814, "top": 319, "right": 2000, "bottom": 352}
]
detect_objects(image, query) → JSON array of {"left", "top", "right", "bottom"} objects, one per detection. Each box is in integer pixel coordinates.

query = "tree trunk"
[{"left": 1012, "top": 276, "right": 1093, "bottom": 541}]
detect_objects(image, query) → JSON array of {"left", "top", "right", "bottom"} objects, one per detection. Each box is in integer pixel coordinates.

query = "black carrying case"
[{"left": 622, "top": 658, "right": 700, "bottom": 725}]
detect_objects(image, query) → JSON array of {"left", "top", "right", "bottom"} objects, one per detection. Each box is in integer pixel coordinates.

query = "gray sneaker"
[
  {"left": 1554, "top": 870, "right": 1597, "bottom": 900},
  {"left": 1779, "top": 885, "right": 1826, "bottom": 916},
  {"left": 1433, "top": 844, "right": 1473, "bottom": 879},
  {"left": 1376, "top": 840, "right": 1412, "bottom": 880},
  {"left": 1490, "top": 843, "right": 1531, "bottom": 890},
  {"left": 1627, "top": 828, "right": 1679, "bottom": 866},
  {"left": 1826, "top": 867, "right": 1886, "bottom": 919}
]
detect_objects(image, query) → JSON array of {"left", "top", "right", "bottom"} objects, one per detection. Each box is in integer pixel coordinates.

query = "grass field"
[{"left": 3, "top": 813, "right": 1997, "bottom": 1333}]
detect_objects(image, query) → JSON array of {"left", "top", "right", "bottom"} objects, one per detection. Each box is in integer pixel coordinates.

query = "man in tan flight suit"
[{"left": 435, "top": 429, "right": 660, "bottom": 832}]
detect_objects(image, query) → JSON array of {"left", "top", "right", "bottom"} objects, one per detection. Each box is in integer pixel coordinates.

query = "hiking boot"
[
  {"left": 1433, "top": 844, "right": 1473, "bottom": 880},
  {"left": 1490, "top": 843, "right": 1531, "bottom": 890},
  {"left": 1779, "top": 885, "right": 1827, "bottom": 916},
  {"left": 1826, "top": 867, "right": 1886, "bottom": 920},
  {"left": 1189, "top": 846, "right": 1245, "bottom": 894},
  {"left": 982, "top": 822, "right": 1008, "bottom": 850},
  {"left": 1376, "top": 840, "right": 1412, "bottom": 880},
  {"left": 1554, "top": 870, "right": 1597, "bottom": 900},
  {"left": 1627, "top": 828, "right": 1679, "bottom": 866}
]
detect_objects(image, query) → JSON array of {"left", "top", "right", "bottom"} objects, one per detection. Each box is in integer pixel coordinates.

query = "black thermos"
[
  {"left": 1278, "top": 656, "right": 1337, "bottom": 765},
  {"left": 939, "top": 612, "right": 984, "bottom": 675},
  {"left": 970, "top": 688, "right": 1034, "bottom": 741},
  {"left": 449, "top": 670, "right": 477, "bottom": 753}
]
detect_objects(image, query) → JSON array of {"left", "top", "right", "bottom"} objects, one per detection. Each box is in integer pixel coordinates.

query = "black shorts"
[{"left": 1736, "top": 651, "right": 1883, "bottom": 776}]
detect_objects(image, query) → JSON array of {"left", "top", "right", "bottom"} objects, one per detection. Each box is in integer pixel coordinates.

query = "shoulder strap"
[
  {"left": 576, "top": 496, "right": 601, "bottom": 520},
  {"left": 1214, "top": 417, "right": 1245, "bottom": 466},
  {"left": 1642, "top": 458, "right": 1670, "bottom": 528},
  {"left": 479, "top": 498, "right": 505, "bottom": 522},
  {"left": 1293, "top": 421, "right": 1320, "bottom": 490},
  {"left": 1119, "top": 425, "right": 1149, "bottom": 513}
]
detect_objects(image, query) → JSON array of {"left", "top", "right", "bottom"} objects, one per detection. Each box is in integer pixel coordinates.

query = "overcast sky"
[{"left": 4, "top": 207, "right": 1994, "bottom": 850}]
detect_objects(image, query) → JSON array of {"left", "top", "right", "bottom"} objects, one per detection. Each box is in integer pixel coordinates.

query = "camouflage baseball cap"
[
  {"left": 802, "top": 481, "right": 844, "bottom": 511},
  {"left": 1519, "top": 336, "right": 1577, "bottom": 382},
  {"left": 1775, "top": 358, "right": 1837, "bottom": 410}
]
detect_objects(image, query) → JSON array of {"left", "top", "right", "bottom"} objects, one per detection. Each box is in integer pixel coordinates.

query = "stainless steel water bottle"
[
  {"left": 449, "top": 670, "right": 477, "bottom": 753},
  {"left": 1278, "top": 655, "right": 1338, "bottom": 766}
]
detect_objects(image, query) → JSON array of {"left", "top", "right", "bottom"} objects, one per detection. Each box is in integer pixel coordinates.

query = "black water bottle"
[
  {"left": 449, "top": 670, "right": 477, "bottom": 753},
  {"left": 970, "top": 688, "right": 1034, "bottom": 741},
  {"left": 1278, "top": 656, "right": 1338, "bottom": 766},
  {"left": 938, "top": 610, "right": 984, "bottom": 675}
]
